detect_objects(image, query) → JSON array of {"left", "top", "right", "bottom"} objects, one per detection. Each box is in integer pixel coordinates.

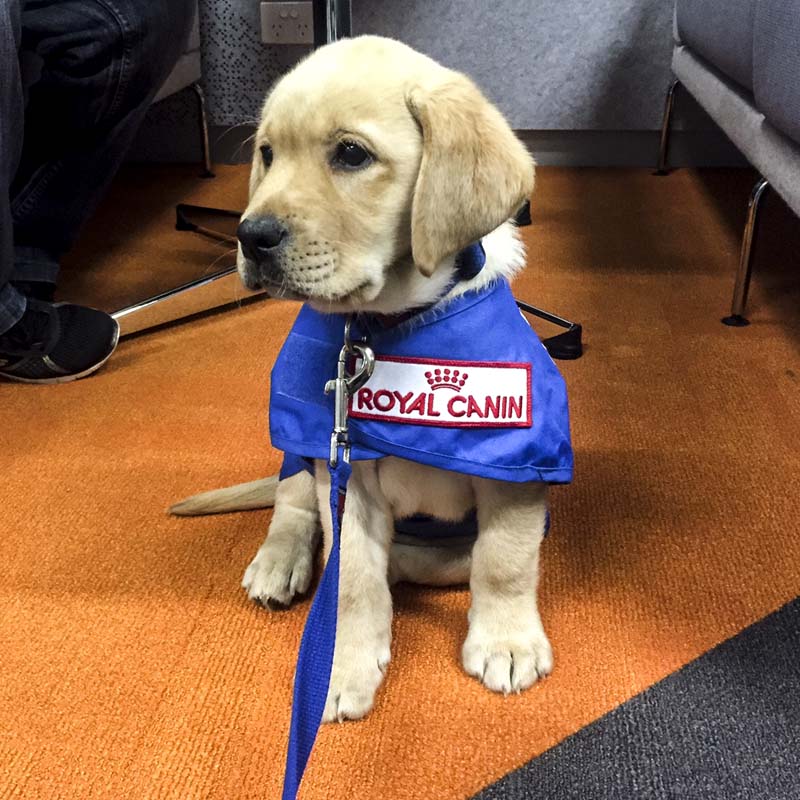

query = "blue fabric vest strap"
[{"left": 281, "top": 456, "right": 351, "bottom": 800}]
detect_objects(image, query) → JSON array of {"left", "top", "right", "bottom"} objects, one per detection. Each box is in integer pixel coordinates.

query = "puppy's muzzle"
[{"left": 237, "top": 215, "right": 289, "bottom": 287}]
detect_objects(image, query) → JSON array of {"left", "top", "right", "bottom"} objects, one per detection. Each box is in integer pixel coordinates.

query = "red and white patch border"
[{"left": 348, "top": 354, "right": 532, "bottom": 429}]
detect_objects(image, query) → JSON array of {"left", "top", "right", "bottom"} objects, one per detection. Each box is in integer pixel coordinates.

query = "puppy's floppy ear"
[{"left": 406, "top": 72, "right": 535, "bottom": 276}]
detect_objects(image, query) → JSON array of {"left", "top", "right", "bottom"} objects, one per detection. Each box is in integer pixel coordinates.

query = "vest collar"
[{"left": 367, "top": 240, "right": 487, "bottom": 330}]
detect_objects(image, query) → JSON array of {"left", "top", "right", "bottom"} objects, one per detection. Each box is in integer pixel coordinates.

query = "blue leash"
[
  {"left": 281, "top": 323, "right": 374, "bottom": 800},
  {"left": 281, "top": 456, "right": 350, "bottom": 800}
]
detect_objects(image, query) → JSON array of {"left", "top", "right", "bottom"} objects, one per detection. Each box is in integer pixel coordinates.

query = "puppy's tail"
[{"left": 169, "top": 475, "right": 279, "bottom": 516}]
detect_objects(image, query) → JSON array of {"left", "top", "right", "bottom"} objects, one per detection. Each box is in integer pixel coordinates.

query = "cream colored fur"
[{"left": 171, "top": 35, "right": 553, "bottom": 723}]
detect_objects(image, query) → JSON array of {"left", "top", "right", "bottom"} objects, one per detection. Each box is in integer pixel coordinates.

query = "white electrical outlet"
[{"left": 260, "top": 2, "right": 313, "bottom": 45}]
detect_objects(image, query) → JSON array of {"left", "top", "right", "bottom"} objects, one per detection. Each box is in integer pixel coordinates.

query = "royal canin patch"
[{"left": 348, "top": 356, "right": 532, "bottom": 428}]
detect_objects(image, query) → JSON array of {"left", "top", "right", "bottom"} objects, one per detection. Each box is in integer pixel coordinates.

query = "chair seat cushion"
[
  {"left": 676, "top": 0, "right": 756, "bottom": 92},
  {"left": 153, "top": 51, "right": 201, "bottom": 102},
  {"left": 673, "top": 45, "right": 800, "bottom": 220},
  {"left": 754, "top": 0, "right": 800, "bottom": 145}
]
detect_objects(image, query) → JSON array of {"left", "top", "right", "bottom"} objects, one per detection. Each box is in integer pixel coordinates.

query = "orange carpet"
[{"left": 2, "top": 165, "right": 800, "bottom": 799}]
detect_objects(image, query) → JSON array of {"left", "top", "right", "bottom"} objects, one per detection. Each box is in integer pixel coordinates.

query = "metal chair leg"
[
  {"left": 314, "top": 0, "right": 351, "bottom": 45},
  {"left": 722, "top": 177, "right": 770, "bottom": 327},
  {"left": 112, "top": 267, "right": 257, "bottom": 337},
  {"left": 112, "top": 203, "right": 260, "bottom": 337},
  {"left": 191, "top": 83, "right": 215, "bottom": 178},
  {"left": 655, "top": 80, "right": 680, "bottom": 175},
  {"left": 175, "top": 203, "right": 239, "bottom": 244}
]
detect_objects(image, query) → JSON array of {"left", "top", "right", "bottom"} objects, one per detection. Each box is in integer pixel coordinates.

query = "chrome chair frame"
[
  {"left": 192, "top": 82, "right": 215, "bottom": 179},
  {"left": 656, "top": 78, "right": 770, "bottom": 326}
]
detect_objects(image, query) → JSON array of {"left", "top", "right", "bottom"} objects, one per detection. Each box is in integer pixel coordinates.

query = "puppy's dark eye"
[
  {"left": 332, "top": 140, "right": 372, "bottom": 171},
  {"left": 260, "top": 144, "right": 273, "bottom": 169}
]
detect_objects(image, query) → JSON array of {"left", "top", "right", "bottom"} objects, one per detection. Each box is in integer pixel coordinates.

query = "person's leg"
[
  {"left": 0, "top": 0, "right": 26, "bottom": 335},
  {"left": 11, "top": 0, "right": 196, "bottom": 277},
  {"left": 1, "top": 0, "right": 194, "bottom": 382}
]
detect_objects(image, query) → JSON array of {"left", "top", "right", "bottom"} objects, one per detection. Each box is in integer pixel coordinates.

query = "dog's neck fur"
[{"left": 347, "top": 220, "right": 526, "bottom": 317}]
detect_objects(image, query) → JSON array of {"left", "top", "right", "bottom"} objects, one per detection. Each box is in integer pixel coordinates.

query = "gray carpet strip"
[{"left": 473, "top": 598, "right": 800, "bottom": 800}]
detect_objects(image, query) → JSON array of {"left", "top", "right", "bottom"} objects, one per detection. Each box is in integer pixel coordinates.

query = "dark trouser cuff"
[
  {"left": 0, "top": 282, "right": 27, "bottom": 336},
  {"left": 11, "top": 245, "right": 59, "bottom": 284}
]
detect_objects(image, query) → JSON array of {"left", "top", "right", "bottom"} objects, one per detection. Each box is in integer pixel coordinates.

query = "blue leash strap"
[
  {"left": 281, "top": 455, "right": 351, "bottom": 800},
  {"left": 281, "top": 318, "right": 374, "bottom": 800}
]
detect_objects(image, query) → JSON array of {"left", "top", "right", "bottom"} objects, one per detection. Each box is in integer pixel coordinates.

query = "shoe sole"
[{"left": 0, "top": 319, "right": 120, "bottom": 385}]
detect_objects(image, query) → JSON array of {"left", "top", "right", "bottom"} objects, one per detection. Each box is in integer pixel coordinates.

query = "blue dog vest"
[{"left": 271, "top": 279, "right": 573, "bottom": 486}]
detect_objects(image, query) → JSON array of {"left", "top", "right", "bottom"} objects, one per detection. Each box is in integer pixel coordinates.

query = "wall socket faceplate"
[{"left": 260, "top": 2, "right": 313, "bottom": 45}]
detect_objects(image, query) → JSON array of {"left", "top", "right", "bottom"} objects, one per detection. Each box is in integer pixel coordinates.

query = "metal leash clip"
[{"left": 324, "top": 317, "right": 375, "bottom": 466}]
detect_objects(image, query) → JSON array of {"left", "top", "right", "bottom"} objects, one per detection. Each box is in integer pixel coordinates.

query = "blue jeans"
[{"left": 0, "top": 0, "right": 195, "bottom": 333}]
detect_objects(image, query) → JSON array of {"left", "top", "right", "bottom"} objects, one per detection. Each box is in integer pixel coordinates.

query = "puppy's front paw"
[
  {"left": 322, "top": 640, "right": 390, "bottom": 723},
  {"left": 462, "top": 617, "right": 553, "bottom": 694},
  {"left": 242, "top": 537, "right": 313, "bottom": 607}
]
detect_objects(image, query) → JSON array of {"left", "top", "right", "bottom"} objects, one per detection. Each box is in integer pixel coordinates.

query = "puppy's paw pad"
[
  {"left": 462, "top": 630, "right": 552, "bottom": 694},
  {"left": 241, "top": 542, "right": 313, "bottom": 607},
  {"left": 321, "top": 645, "right": 390, "bottom": 723}
]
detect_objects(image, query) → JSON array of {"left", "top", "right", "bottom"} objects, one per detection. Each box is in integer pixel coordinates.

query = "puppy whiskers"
[
  {"left": 214, "top": 121, "right": 260, "bottom": 161},
  {"left": 205, "top": 247, "right": 238, "bottom": 276}
]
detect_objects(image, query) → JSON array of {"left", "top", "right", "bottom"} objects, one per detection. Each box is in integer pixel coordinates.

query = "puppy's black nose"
[{"left": 237, "top": 216, "right": 289, "bottom": 261}]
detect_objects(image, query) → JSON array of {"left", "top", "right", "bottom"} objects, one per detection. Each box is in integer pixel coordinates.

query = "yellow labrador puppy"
[{"left": 173, "top": 35, "right": 554, "bottom": 723}]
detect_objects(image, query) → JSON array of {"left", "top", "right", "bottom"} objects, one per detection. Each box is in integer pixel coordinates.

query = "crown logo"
[{"left": 425, "top": 368, "right": 469, "bottom": 392}]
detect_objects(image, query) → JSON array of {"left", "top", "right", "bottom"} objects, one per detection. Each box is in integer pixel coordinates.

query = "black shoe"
[{"left": 0, "top": 298, "right": 119, "bottom": 384}]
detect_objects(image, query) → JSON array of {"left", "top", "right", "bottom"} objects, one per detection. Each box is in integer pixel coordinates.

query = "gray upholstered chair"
[{"left": 657, "top": 0, "right": 800, "bottom": 325}]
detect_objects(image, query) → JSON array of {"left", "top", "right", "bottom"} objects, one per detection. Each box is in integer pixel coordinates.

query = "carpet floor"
[{"left": 2, "top": 165, "right": 799, "bottom": 799}]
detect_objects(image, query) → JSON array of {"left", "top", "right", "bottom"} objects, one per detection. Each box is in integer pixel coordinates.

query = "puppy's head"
[{"left": 238, "top": 36, "right": 534, "bottom": 313}]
